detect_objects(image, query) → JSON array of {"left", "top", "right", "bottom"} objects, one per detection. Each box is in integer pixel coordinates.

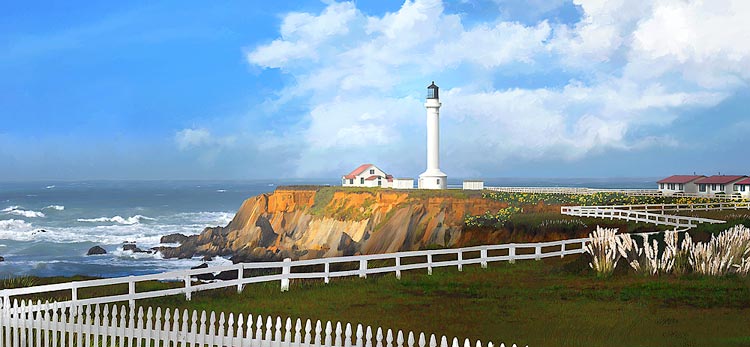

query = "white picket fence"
[
  {"left": 0, "top": 300, "right": 523, "bottom": 347},
  {"left": 566, "top": 201, "right": 750, "bottom": 213},
  {"left": 0, "top": 238, "right": 589, "bottom": 312}
]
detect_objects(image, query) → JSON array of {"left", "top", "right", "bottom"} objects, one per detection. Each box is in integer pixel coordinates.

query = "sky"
[{"left": 1, "top": 0, "right": 749, "bottom": 181}]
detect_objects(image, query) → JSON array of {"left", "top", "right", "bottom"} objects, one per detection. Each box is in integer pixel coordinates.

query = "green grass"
[
  {"left": 6, "top": 256, "right": 750, "bottom": 346},
  {"left": 126, "top": 256, "right": 750, "bottom": 346}
]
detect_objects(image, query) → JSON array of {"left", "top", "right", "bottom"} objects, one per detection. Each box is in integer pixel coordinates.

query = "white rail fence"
[
  {"left": 486, "top": 187, "right": 745, "bottom": 199},
  {"left": 561, "top": 206, "right": 725, "bottom": 229},
  {"left": 0, "top": 300, "right": 523, "bottom": 347},
  {"left": 0, "top": 238, "right": 589, "bottom": 311},
  {"left": 561, "top": 200, "right": 750, "bottom": 229}
]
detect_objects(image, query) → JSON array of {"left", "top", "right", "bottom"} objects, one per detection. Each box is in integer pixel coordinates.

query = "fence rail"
[
  {"left": 565, "top": 201, "right": 750, "bottom": 213},
  {"left": 0, "top": 238, "right": 588, "bottom": 311},
  {"left": 0, "top": 300, "right": 522, "bottom": 347},
  {"left": 485, "top": 187, "right": 745, "bottom": 199},
  {"left": 561, "top": 206, "right": 725, "bottom": 229}
]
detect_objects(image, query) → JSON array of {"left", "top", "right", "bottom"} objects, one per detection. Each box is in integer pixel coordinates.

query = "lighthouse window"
[{"left": 436, "top": 179, "right": 440, "bottom": 185}]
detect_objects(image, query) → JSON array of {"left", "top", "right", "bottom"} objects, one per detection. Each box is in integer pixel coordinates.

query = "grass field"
[{"left": 84, "top": 255, "right": 749, "bottom": 347}]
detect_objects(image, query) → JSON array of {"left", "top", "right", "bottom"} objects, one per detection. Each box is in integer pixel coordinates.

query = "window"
[
  {"left": 659, "top": 183, "right": 664, "bottom": 189},
  {"left": 668, "top": 183, "right": 675, "bottom": 190},
  {"left": 377, "top": 180, "right": 381, "bottom": 186},
  {"left": 370, "top": 169, "right": 375, "bottom": 174},
  {"left": 342, "top": 179, "right": 346, "bottom": 185},
  {"left": 734, "top": 185, "right": 740, "bottom": 191},
  {"left": 712, "top": 184, "right": 717, "bottom": 191},
  {"left": 678, "top": 184, "right": 684, "bottom": 190},
  {"left": 349, "top": 179, "right": 353, "bottom": 185},
  {"left": 360, "top": 177, "right": 364, "bottom": 184},
  {"left": 436, "top": 178, "right": 440, "bottom": 185},
  {"left": 742, "top": 185, "right": 747, "bottom": 192},
  {"left": 720, "top": 184, "right": 725, "bottom": 191},
  {"left": 699, "top": 184, "right": 707, "bottom": 192}
]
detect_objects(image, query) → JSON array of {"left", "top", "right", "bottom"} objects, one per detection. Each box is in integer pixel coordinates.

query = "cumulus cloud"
[
  {"left": 175, "top": 128, "right": 236, "bottom": 151},
  {"left": 245, "top": 0, "right": 750, "bottom": 177}
]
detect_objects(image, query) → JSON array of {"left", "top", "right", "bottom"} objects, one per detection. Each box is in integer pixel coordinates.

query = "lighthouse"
[{"left": 418, "top": 81, "right": 447, "bottom": 189}]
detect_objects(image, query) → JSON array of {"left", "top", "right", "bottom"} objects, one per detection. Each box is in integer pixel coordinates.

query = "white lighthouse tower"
[{"left": 418, "top": 81, "right": 447, "bottom": 189}]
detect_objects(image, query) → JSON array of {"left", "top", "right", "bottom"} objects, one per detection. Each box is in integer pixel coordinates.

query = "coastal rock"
[
  {"left": 162, "top": 187, "right": 516, "bottom": 262},
  {"left": 161, "top": 233, "right": 189, "bottom": 244},
  {"left": 0, "top": 256, "right": 4, "bottom": 262},
  {"left": 87, "top": 246, "right": 107, "bottom": 256},
  {"left": 122, "top": 243, "right": 146, "bottom": 253},
  {"left": 190, "top": 263, "right": 214, "bottom": 281}
]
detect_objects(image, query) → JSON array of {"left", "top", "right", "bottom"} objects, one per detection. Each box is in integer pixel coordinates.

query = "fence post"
[
  {"left": 237, "top": 264, "right": 245, "bottom": 293},
  {"left": 560, "top": 242, "right": 566, "bottom": 258},
  {"left": 509, "top": 245, "right": 516, "bottom": 264},
  {"left": 535, "top": 245, "right": 541, "bottom": 260},
  {"left": 128, "top": 276, "right": 136, "bottom": 308},
  {"left": 427, "top": 254, "right": 433, "bottom": 275},
  {"left": 480, "top": 248, "right": 488, "bottom": 269},
  {"left": 184, "top": 275, "right": 192, "bottom": 301},
  {"left": 281, "top": 258, "right": 291, "bottom": 292},
  {"left": 457, "top": 251, "right": 463, "bottom": 272},
  {"left": 395, "top": 257, "right": 401, "bottom": 280},
  {"left": 359, "top": 259, "right": 368, "bottom": 279},
  {"left": 71, "top": 285, "right": 78, "bottom": 304},
  {"left": 324, "top": 261, "right": 330, "bottom": 284}
]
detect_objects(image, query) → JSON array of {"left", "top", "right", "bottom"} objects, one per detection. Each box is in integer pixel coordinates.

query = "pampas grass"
[{"left": 585, "top": 224, "right": 750, "bottom": 277}]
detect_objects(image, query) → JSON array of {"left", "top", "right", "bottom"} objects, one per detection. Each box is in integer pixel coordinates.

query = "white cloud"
[
  {"left": 245, "top": 0, "right": 750, "bottom": 177},
  {"left": 175, "top": 128, "right": 236, "bottom": 151}
]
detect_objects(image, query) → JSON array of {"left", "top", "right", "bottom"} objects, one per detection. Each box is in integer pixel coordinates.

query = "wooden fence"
[
  {"left": 0, "top": 238, "right": 588, "bottom": 311},
  {"left": 0, "top": 300, "right": 523, "bottom": 347}
]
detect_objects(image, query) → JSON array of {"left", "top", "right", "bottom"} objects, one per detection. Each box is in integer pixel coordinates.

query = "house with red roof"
[
  {"left": 342, "top": 164, "right": 394, "bottom": 188},
  {"left": 735, "top": 177, "right": 750, "bottom": 198},
  {"left": 656, "top": 175, "right": 705, "bottom": 196},
  {"left": 694, "top": 175, "right": 747, "bottom": 196}
]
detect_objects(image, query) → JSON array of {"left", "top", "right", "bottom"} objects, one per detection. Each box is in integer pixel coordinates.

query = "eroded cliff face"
[{"left": 161, "top": 188, "right": 511, "bottom": 262}]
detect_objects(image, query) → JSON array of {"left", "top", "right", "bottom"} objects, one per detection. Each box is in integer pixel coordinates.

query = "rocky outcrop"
[
  {"left": 161, "top": 188, "right": 511, "bottom": 262},
  {"left": 161, "top": 233, "right": 189, "bottom": 244},
  {"left": 87, "top": 246, "right": 107, "bottom": 255}
]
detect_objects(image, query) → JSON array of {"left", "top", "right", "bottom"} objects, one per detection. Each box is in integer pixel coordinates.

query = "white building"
[
  {"left": 418, "top": 82, "right": 448, "bottom": 190},
  {"left": 656, "top": 175, "right": 704, "bottom": 196},
  {"left": 342, "top": 164, "right": 393, "bottom": 188},
  {"left": 391, "top": 178, "right": 415, "bottom": 189},
  {"left": 735, "top": 177, "right": 750, "bottom": 198},
  {"left": 695, "top": 175, "right": 747, "bottom": 195}
]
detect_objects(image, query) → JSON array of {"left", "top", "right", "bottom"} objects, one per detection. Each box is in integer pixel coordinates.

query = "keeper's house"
[
  {"left": 735, "top": 177, "right": 750, "bottom": 198},
  {"left": 657, "top": 175, "right": 704, "bottom": 196},
  {"left": 694, "top": 175, "right": 747, "bottom": 195},
  {"left": 342, "top": 164, "right": 393, "bottom": 188}
]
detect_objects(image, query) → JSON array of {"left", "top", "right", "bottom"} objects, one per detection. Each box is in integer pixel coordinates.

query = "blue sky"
[{"left": 1, "top": 0, "right": 748, "bottom": 180}]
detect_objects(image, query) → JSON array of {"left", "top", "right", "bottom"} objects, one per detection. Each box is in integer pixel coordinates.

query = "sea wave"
[
  {"left": 0, "top": 219, "right": 35, "bottom": 241},
  {"left": 43, "top": 205, "right": 65, "bottom": 211},
  {"left": 77, "top": 215, "right": 155, "bottom": 225},
  {"left": 2, "top": 206, "right": 45, "bottom": 218}
]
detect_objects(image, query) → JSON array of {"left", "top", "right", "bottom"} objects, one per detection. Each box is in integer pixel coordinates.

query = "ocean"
[{"left": 0, "top": 178, "right": 657, "bottom": 278}]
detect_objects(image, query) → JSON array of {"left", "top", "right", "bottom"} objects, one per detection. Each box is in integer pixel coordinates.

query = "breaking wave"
[
  {"left": 2, "top": 206, "right": 45, "bottom": 218},
  {"left": 43, "top": 205, "right": 65, "bottom": 211},
  {"left": 0, "top": 219, "right": 36, "bottom": 241},
  {"left": 77, "top": 215, "right": 156, "bottom": 225}
]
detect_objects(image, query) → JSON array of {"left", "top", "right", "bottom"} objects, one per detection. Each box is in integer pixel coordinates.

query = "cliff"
[{"left": 161, "top": 187, "right": 514, "bottom": 262}]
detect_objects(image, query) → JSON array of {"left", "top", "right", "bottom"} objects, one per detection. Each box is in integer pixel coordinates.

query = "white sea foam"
[
  {"left": 216, "top": 189, "right": 227, "bottom": 193},
  {"left": 0, "top": 219, "right": 35, "bottom": 241},
  {"left": 43, "top": 205, "right": 65, "bottom": 211},
  {"left": 2, "top": 206, "right": 45, "bottom": 218},
  {"left": 45, "top": 185, "right": 55, "bottom": 189},
  {"left": 77, "top": 215, "right": 155, "bottom": 225}
]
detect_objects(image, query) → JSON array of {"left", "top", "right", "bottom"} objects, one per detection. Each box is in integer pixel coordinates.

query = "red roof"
[
  {"left": 657, "top": 175, "right": 705, "bottom": 184},
  {"left": 364, "top": 175, "right": 380, "bottom": 181},
  {"left": 386, "top": 174, "right": 393, "bottom": 182},
  {"left": 736, "top": 178, "right": 750, "bottom": 185},
  {"left": 695, "top": 175, "right": 747, "bottom": 184},
  {"left": 344, "top": 164, "right": 373, "bottom": 179}
]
